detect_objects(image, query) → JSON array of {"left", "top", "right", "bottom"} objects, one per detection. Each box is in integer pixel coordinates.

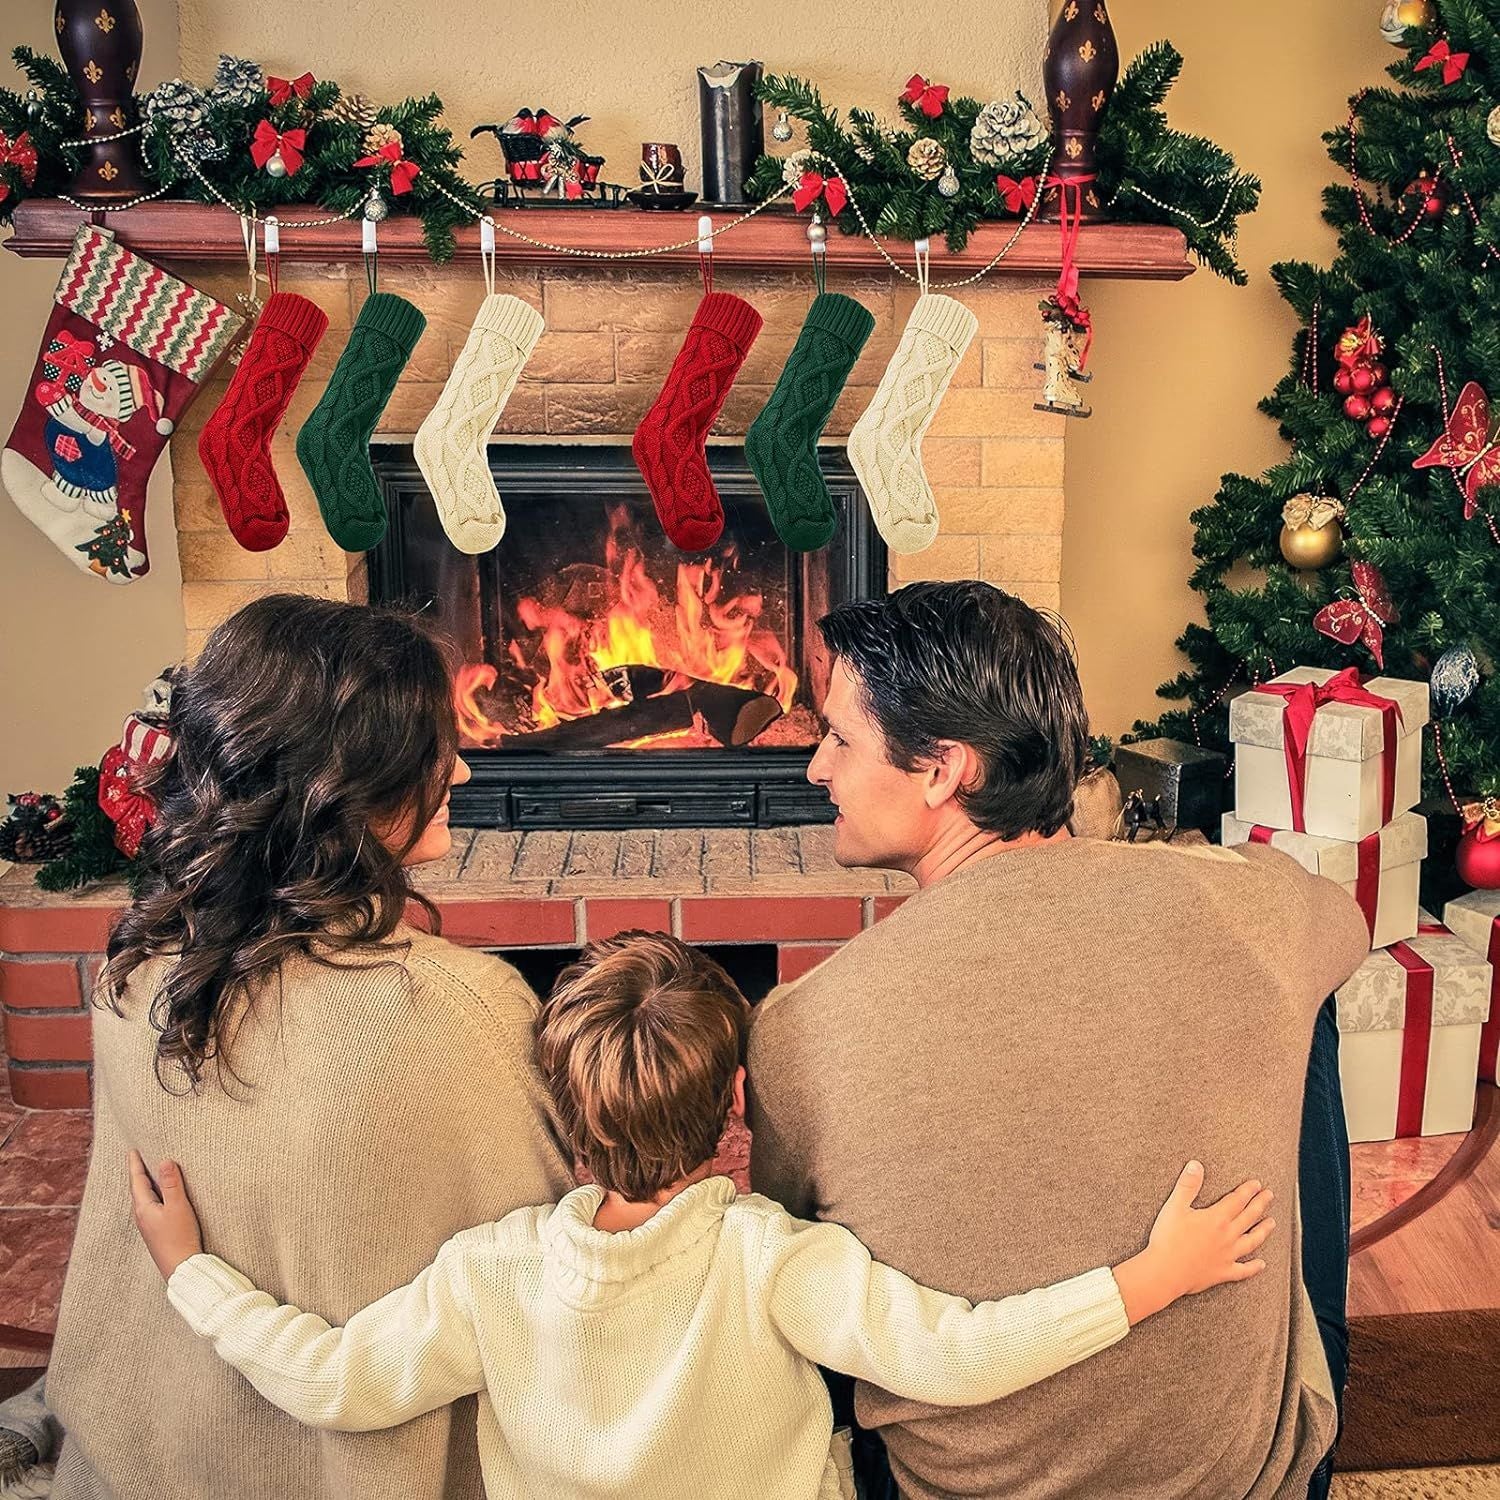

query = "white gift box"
[
  {"left": 1439, "top": 888, "right": 1500, "bottom": 1083},
  {"left": 1229, "top": 668, "right": 1429, "bottom": 842},
  {"left": 1335, "top": 921, "right": 1491, "bottom": 1143},
  {"left": 1221, "top": 811, "right": 1426, "bottom": 951}
]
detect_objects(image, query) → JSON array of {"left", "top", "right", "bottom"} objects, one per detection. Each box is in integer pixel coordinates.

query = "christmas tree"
[
  {"left": 76, "top": 510, "right": 134, "bottom": 579},
  {"left": 1150, "top": 1, "right": 1500, "bottom": 868}
]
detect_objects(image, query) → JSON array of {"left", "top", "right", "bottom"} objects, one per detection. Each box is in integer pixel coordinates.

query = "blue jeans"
[{"left": 838, "top": 995, "right": 1351, "bottom": 1500}]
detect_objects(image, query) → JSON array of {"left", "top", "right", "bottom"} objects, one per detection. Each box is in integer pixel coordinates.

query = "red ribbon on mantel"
[
  {"left": 1251, "top": 667, "right": 1403, "bottom": 834},
  {"left": 1249, "top": 823, "right": 1383, "bottom": 941},
  {"left": 1483, "top": 916, "right": 1500, "bottom": 1084},
  {"left": 1044, "top": 173, "right": 1094, "bottom": 369}
]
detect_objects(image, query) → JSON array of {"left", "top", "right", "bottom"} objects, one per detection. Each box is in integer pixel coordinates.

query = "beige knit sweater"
[
  {"left": 48, "top": 925, "right": 573, "bottom": 1500},
  {"left": 165, "top": 1178, "right": 1130, "bottom": 1500},
  {"left": 749, "top": 837, "right": 1371, "bottom": 1500}
]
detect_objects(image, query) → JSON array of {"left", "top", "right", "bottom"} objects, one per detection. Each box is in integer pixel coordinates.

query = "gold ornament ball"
[
  {"left": 1489, "top": 105, "right": 1500, "bottom": 147},
  {"left": 264, "top": 149, "right": 288, "bottom": 179},
  {"left": 1380, "top": 0, "right": 1436, "bottom": 44},
  {"left": 1280, "top": 520, "right": 1343, "bottom": 571}
]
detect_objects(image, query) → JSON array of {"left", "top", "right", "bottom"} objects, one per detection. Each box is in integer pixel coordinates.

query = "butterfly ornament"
[{"left": 1413, "top": 380, "right": 1500, "bottom": 519}]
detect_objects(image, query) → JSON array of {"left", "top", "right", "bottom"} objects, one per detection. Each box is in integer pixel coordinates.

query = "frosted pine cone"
[
  {"left": 969, "top": 94, "right": 1047, "bottom": 166},
  {"left": 781, "top": 149, "right": 815, "bottom": 187},
  {"left": 363, "top": 122, "right": 403, "bottom": 155},
  {"left": 328, "top": 92, "right": 378, "bottom": 133},
  {"left": 211, "top": 54, "right": 265, "bottom": 109},
  {"left": 907, "top": 137, "right": 947, "bottom": 181}
]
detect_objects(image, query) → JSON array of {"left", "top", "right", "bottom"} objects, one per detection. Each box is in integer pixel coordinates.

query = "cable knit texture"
[
  {"left": 295, "top": 291, "right": 426, "bottom": 552},
  {"left": 631, "top": 291, "right": 763, "bottom": 553},
  {"left": 846, "top": 293, "right": 978, "bottom": 555},
  {"left": 414, "top": 294, "right": 543, "bottom": 555},
  {"left": 746, "top": 292, "right": 876, "bottom": 552},
  {"left": 46, "top": 927, "right": 572, "bottom": 1500},
  {"left": 167, "top": 1176, "right": 1127, "bottom": 1500},
  {"left": 197, "top": 292, "right": 329, "bottom": 552}
]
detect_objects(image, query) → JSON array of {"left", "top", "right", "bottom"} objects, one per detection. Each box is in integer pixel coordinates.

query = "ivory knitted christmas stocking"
[
  {"left": 746, "top": 292, "right": 874, "bottom": 552},
  {"left": 632, "top": 291, "right": 763, "bottom": 552},
  {"left": 413, "top": 294, "right": 543, "bottom": 555},
  {"left": 296, "top": 291, "right": 426, "bottom": 553},
  {"left": 846, "top": 292, "right": 977, "bottom": 555},
  {"left": 197, "top": 291, "right": 329, "bottom": 552},
  {"left": 1, "top": 224, "right": 241, "bottom": 583}
]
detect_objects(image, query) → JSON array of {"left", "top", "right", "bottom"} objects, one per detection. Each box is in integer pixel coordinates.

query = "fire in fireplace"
[{"left": 368, "top": 445, "right": 885, "bottom": 828}]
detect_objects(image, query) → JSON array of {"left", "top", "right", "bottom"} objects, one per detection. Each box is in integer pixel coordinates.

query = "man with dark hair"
[{"left": 749, "top": 581, "right": 1369, "bottom": 1500}]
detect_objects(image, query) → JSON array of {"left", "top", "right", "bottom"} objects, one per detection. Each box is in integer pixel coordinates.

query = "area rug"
[
  {"left": 1333, "top": 1467, "right": 1500, "bottom": 1498},
  {"left": 1338, "top": 1310, "right": 1500, "bottom": 1472}
]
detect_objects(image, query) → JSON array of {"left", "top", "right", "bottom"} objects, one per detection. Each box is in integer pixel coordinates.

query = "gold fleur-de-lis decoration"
[
  {"left": 1055, "top": 89, "right": 1072, "bottom": 112},
  {"left": 1086, "top": 188, "right": 1100, "bottom": 208},
  {"left": 125, "top": 60, "right": 137, "bottom": 80},
  {"left": 109, "top": 106, "right": 125, "bottom": 127},
  {"left": 84, "top": 108, "right": 97, "bottom": 131},
  {"left": 1092, "top": 90, "right": 1107, "bottom": 112},
  {"left": 83, "top": 59, "right": 103, "bottom": 83},
  {"left": 55, "top": 12, "right": 65, "bottom": 33},
  {"left": 1079, "top": 39, "right": 1097, "bottom": 63},
  {"left": 98, "top": 159, "right": 118, "bottom": 180},
  {"left": 1095, "top": 2, "right": 1108, "bottom": 21},
  {"left": 1065, "top": 138, "right": 1084, "bottom": 159},
  {"left": 1065, "top": 1, "right": 1078, "bottom": 18},
  {"left": 95, "top": 9, "right": 115, "bottom": 33}
]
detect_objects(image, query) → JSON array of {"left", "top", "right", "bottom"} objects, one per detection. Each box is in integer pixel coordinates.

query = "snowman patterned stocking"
[{"left": 2, "top": 224, "right": 242, "bottom": 584}]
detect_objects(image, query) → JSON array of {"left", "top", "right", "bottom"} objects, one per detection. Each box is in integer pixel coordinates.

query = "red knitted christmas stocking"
[
  {"left": 198, "top": 292, "right": 329, "bottom": 551},
  {"left": 631, "top": 291, "right": 762, "bottom": 552}
]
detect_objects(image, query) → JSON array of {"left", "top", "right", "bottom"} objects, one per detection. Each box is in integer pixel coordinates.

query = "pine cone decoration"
[
  {"left": 363, "top": 122, "right": 403, "bottom": 155},
  {"left": 211, "top": 54, "right": 265, "bottom": 110},
  {"left": 0, "top": 793, "right": 71, "bottom": 863},
  {"left": 781, "top": 149, "right": 815, "bottom": 188},
  {"left": 329, "top": 91, "right": 378, "bottom": 133},
  {"left": 969, "top": 94, "right": 1047, "bottom": 166},
  {"left": 907, "top": 137, "right": 947, "bottom": 181}
]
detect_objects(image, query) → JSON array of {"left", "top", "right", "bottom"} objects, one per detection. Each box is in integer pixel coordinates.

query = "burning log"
[{"left": 503, "top": 665, "right": 783, "bottom": 751}]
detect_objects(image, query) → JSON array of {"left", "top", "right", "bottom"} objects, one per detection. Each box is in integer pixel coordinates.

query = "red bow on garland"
[
  {"left": 793, "top": 170, "right": 846, "bottom": 216},
  {"left": 355, "top": 138, "right": 421, "bottom": 195},
  {"left": 1412, "top": 380, "right": 1500, "bottom": 519},
  {"left": 0, "top": 129, "right": 38, "bottom": 186},
  {"left": 250, "top": 120, "right": 305, "bottom": 174},
  {"left": 1314, "top": 559, "right": 1400, "bottom": 668},
  {"left": 1415, "top": 39, "right": 1470, "bottom": 84},
  {"left": 267, "top": 72, "right": 316, "bottom": 107},
  {"left": 902, "top": 74, "right": 949, "bottom": 118},
  {"left": 996, "top": 174, "right": 1037, "bottom": 214}
]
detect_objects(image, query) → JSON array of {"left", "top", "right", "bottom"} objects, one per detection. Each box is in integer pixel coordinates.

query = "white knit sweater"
[{"left": 167, "top": 1178, "right": 1130, "bottom": 1500}]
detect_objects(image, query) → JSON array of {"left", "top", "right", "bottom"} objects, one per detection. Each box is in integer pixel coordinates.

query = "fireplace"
[{"left": 368, "top": 445, "right": 886, "bottom": 829}]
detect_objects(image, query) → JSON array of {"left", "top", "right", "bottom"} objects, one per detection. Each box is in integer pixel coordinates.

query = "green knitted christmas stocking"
[
  {"left": 295, "top": 292, "right": 426, "bottom": 552},
  {"left": 746, "top": 292, "right": 875, "bottom": 552}
]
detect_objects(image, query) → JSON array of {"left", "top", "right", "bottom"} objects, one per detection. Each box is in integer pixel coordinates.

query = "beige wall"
[
  {"left": 1063, "top": 3, "right": 1392, "bottom": 739},
  {"left": 0, "top": 0, "right": 182, "bottom": 792}
]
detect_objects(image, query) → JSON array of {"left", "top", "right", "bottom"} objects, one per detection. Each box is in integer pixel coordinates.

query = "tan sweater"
[
  {"left": 49, "top": 925, "right": 573, "bottom": 1500},
  {"left": 165, "top": 1180, "right": 1128, "bottom": 1500},
  {"left": 749, "top": 837, "right": 1370, "bottom": 1500}
]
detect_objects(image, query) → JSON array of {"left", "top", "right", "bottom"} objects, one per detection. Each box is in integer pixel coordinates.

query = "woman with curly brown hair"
[{"left": 45, "top": 595, "right": 572, "bottom": 1500}]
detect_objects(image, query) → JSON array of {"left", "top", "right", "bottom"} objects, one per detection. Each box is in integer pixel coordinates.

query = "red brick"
[
  {"left": 0, "top": 959, "right": 83, "bottom": 1010},
  {"left": 584, "top": 899, "right": 673, "bottom": 942},
  {"left": 776, "top": 944, "right": 844, "bottom": 984},
  {"left": 8, "top": 1063, "right": 92, "bottom": 1110},
  {"left": 0, "top": 904, "right": 119, "bottom": 954},
  {"left": 679, "top": 898, "right": 863, "bottom": 943},
  {"left": 4, "top": 1010, "right": 93, "bottom": 1064},
  {"left": 439, "top": 899, "right": 578, "bottom": 947},
  {"left": 871, "top": 895, "right": 910, "bottom": 923}
]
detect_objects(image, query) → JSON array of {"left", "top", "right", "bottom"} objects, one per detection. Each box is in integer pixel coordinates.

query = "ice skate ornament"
[{"left": 1035, "top": 303, "right": 1093, "bottom": 418}]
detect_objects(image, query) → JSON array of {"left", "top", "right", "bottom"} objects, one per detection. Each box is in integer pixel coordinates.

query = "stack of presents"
[{"left": 1220, "top": 666, "right": 1498, "bottom": 1143}]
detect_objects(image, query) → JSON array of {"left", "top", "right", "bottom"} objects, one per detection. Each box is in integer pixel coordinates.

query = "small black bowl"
[{"left": 627, "top": 188, "right": 699, "bottom": 211}]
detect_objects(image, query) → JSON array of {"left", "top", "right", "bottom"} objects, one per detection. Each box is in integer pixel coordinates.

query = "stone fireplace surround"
[{"left": 1, "top": 205, "right": 1192, "bottom": 1105}]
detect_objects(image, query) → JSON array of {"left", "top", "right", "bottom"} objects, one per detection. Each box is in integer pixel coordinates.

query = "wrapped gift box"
[
  {"left": 1229, "top": 668, "right": 1429, "bottom": 842},
  {"left": 1438, "top": 888, "right": 1500, "bottom": 1083},
  {"left": 1222, "top": 810, "right": 1426, "bottom": 950},
  {"left": 1335, "top": 921, "right": 1491, "bottom": 1142}
]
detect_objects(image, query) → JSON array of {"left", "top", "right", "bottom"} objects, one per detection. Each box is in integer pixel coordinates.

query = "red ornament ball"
[
  {"left": 1344, "top": 394, "right": 1372, "bottom": 421},
  {"left": 1457, "top": 823, "right": 1500, "bottom": 889},
  {"left": 1367, "top": 415, "right": 1392, "bottom": 439},
  {"left": 1334, "top": 368, "right": 1354, "bottom": 396},
  {"left": 1370, "top": 363, "right": 1388, "bottom": 387},
  {"left": 1351, "top": 366, "right": 1376, "bottom": 394},
  {"left": 1372, "top": 386, "right": 1397, "bottom": 414}
]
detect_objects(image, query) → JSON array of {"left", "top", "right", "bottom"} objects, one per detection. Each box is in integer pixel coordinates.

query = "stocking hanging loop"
[
  {"left": 808, "top": 211, "right": 827, "bottom": 296},
  {"left": 264, "top": 216, "right": 281, "bottom": 296},
  {"left": 697, "top": 214, "right": 715, "bottom": 294},
  {"left": 362, "top": 215, "right": 379, "bottom": 296},
  {"left": 913, "top": 237, "right": 931, "bottom": 297},
  {"left": 480, "top": 216, "right": 497, "bottom": 299}
]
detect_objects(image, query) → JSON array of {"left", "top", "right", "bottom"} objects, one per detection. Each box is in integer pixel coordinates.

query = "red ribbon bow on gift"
[
  {"left": 902, "top": 74, "right": 949, "bottom": 118},
  {"left": 1415, "top": 39, "right": 1470, "bottom": 84},
  {"left": 267, "top": 72, "right": 316, "bottom": 107},
  {"left": 1412, "top": 380, "right": 1500, "bottom": 520},
  {"left": 250, "top": 120, "right": 305, "bottom": 174},
  {"left": 1314, "top": 558, "right": 1400, "bottom": 668},
  {"left": 995, "top": 174, "right": 1037, "bottom": 214},
  {"left": 792, "top": 170, "right": 846, "bottom": 216},
  {"left": 1252, "top": 666, "right": 1404, "bottom": 834},
  {"left": 0, "top": 129, "right": 39, "bottom": 187},
  {"left": 355, "top": 138, "right": 421, "bottom": 195},
  {"left": 45, "top": 330, "right": 95, "bottom": 382}
]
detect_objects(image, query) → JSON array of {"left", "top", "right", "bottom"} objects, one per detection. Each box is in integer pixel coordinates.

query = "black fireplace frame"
[{"left": 367, "top": 444, "right": 887, "bottom": 829}]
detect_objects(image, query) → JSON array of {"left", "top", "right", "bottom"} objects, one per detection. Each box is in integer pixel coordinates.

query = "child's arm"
[
  {"left": 129, "top": 1151, "right": 487, "bottom": 1432},
  {"left": 762, "top": 1161, "right": 1273, "bottom": 1408}
]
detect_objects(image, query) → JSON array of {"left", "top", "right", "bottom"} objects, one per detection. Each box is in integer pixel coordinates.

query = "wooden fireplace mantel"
[{"left": 4, "top": 199, "right": 1196, "bottom": 280}]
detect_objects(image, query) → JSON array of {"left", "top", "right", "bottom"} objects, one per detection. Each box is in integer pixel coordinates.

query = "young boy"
[{"left": 130, "top": 932, "right": 1275, "bottom": 1500}]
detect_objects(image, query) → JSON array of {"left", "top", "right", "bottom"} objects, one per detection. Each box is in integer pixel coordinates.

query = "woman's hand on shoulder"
[{"left": 128, "top": 1149, "right": 204, "bottom": 1279}]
